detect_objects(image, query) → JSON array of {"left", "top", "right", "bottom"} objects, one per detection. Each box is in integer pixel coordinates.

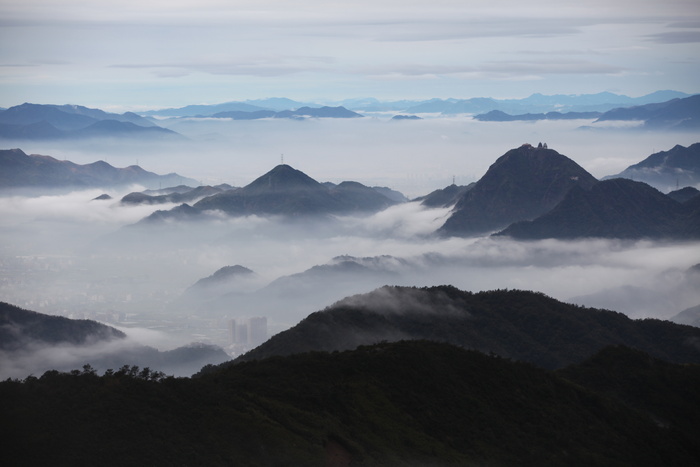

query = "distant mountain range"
[
  {"left": 0, "top": 301, "right": 229, "bottom": 378},
  {"left": 603, "top": 143, "right": 700, "bottom": 191},
  {"left": 212, "top": 106, "right": 362, "bottom": 120},
  {"left": 139, "top": 164, "right": 399, "bottom": 223},
  {"left": 353, "top": 90, "right": 691, "bottom": 114},
  {"left": 474, "top": 94, "right": 700, "bottom": 130},
  {"left": 0, "top": 103, "right": 181, "bottom": 140},
  {"left": 232, "top": 285, "right": 700, "bottom": 370},
  {"left": 594, "top": 94, "right": 700, "bottom": 130},
  {"left": 135, "top": 90, "right": 693, "bottom": 118},
  {"left": 0, "top": 148, "right": 197, "bottom": 190}
]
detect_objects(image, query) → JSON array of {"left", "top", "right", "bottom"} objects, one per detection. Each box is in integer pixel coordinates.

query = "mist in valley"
[{"left": 2, "top": 116, "right": 699, "bottom": 378}]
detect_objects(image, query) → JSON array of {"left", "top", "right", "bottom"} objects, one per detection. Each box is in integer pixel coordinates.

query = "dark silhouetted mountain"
[
  {"left": 166, "top": 164, "right": 398, "bottom": 218},
  {"left": 415, "top": 183, "right": 474, "bottom": 207},
  {"left": 603, "top": 143, "right": 700, "bottom": 191},
  {"left": 234, "top": 285, "right": 700, "bottom": 370},
  {"left": 92, "top": 193, "right": 113, "bottom": 201},
  {"left": 0, "top": 103, "right": 174, "bottom": 140},
  {"left": 5, "top": 339, "right": 698, "bottom": 466},
  {"left": 121, "top": 185, "right": 228, "bottom": 205},
  {"left": 0, "top": 148, "right": 197, "bottom": 190},
  {"left": 474, "top": 109, "right": 602, "bottom": 121},
  {"left": 557, "top": 344, "right": 700, "bottom": 458},
  {"left": 497, "top": 178, "right": 699, "bottom": 240},
  {"left": 667, "top": 186, "right": 700, "bottom": 203},
  {"left": 595, "top": 94, "right": 700, "bottom": 130},
  {"left": 0, "top": 301, "right": 125, "bottom": 351},
  {"left": 438, "top": 144, "right": 598, "bottom": 236}
]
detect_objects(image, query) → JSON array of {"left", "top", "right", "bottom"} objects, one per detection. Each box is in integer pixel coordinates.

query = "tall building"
[{"left": 228, "top": 317, "right": 267, "bottom": 346}]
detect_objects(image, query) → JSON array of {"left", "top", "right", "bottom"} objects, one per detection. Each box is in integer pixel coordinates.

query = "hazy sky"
[{"left": 1, "top": 0, "right": 699, "bottom": 111}]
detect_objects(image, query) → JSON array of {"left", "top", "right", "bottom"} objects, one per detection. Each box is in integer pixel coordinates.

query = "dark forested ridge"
[
  {"left": 2, "top": 340, "right": 699, "bottom": 466},
  {"left": 231, "top": 285, "right": 700, "bottom": 370}
]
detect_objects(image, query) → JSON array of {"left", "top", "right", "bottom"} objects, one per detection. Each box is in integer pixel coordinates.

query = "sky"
[{"left": 1, "top": 0, "right": 699, "bottom": 111}]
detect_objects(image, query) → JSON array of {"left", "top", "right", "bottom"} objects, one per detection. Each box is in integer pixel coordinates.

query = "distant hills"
[
  {"left": 0, "top": 301, "right": 229, "bottom": 378},
  {"left": 120, "top": 184, "right": 233, "bottom": 206},
  {"left": 603, "top": 143, "right": 700, "bottom": 191},
  {"left": 139, "top": 164, "right": 399, "bottom": 223},
  {"left": 133, "top": 90, "right": 692, "bottom": 118},
  {"left": 474, "top": 94, "right": 700, "bottom": 129},
  {"left": 213, "top": 105, "right": 362, "bottom": 120},
  {"left": 0, "top": 103, "right": 181, "bottom": 140},
  {"left": 367, "top": 90, "right": 691, "bottom": 114},
  {"left": 0, "top": 148, "right": 197, "bottom": 190},
  {"left": 233, "top": 285, "right": 700, "bottom": 370},
  {"left": 438, "top": 144, "right": 598, "bottom": 236},
  {"left": 594, "top": 94, "right": 700, "bottom": 130}
]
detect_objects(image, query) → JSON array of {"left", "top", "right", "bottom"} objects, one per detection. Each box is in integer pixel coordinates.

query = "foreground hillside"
[
  {"left": 2, "top": 340, "right": 698, "bottom": 466},
  {"left": 234, "top": 286, "right": 700, "bottom": 369}
]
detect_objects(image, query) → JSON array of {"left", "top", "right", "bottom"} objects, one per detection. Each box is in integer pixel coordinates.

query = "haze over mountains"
[
  {"left": 0, "top": 103, "right": 181, "bottom": 141},
  {"left": 2, "top": 90, "right": 700, "bottom": 465},
  {"left": 139, "top": 90, "right": 692, "bottom": 117},
  {"left": 0, "top": 148, "right": 197, "bottom": 191}
]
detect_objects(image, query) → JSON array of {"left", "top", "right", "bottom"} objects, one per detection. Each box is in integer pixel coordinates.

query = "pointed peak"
[{"left": 243, "top": 163, "right": 323, "bottom": 193}]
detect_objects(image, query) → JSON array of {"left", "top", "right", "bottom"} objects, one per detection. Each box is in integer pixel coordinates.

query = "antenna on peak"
[
  {"left": 452, "top": 175, "right": 455, "bottom": 185},
  {"left": 281, "top": 154, "right": 284, "bottom": 165}
]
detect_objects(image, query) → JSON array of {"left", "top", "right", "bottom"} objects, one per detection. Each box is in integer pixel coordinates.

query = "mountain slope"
[
  {"left": 603, "top": 143, "right": 700, "bottom": 191},
  {"left": 3, "top": 339, "right": 698, "bottom": 466},
  {"left": 234, "top": 285, "right": 700, "bottom": 370},
  {"left": 497, "top": 178, "right": 698, "bottom": 239},
  {"left": 0, "top": 301, "right": 125, "bottom": 351},
  {"left": 182, "top": 164, "right": 396, "bottom": 218},
  {"left": 0, "top": 103, "right": 174, "bottom": 140},
  {"left": 0, "top": 148, "right": 197, "bottom": 189},
  {"left": 595, "top": 94, "right": 700, "bottom": 130},
  {"left": 0, "top": 302, "right": 229, "bottom": 378},
  {"left": 438, "top": 144, "right": 598, "bottom": 236}
]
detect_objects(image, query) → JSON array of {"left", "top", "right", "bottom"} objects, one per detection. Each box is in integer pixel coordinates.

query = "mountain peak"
[
  {"left": 243, "top": 164, "right": 324, "bottom": 194},
  {"left": 438, "top": 145, "right": 597, "bottom": 236}
]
